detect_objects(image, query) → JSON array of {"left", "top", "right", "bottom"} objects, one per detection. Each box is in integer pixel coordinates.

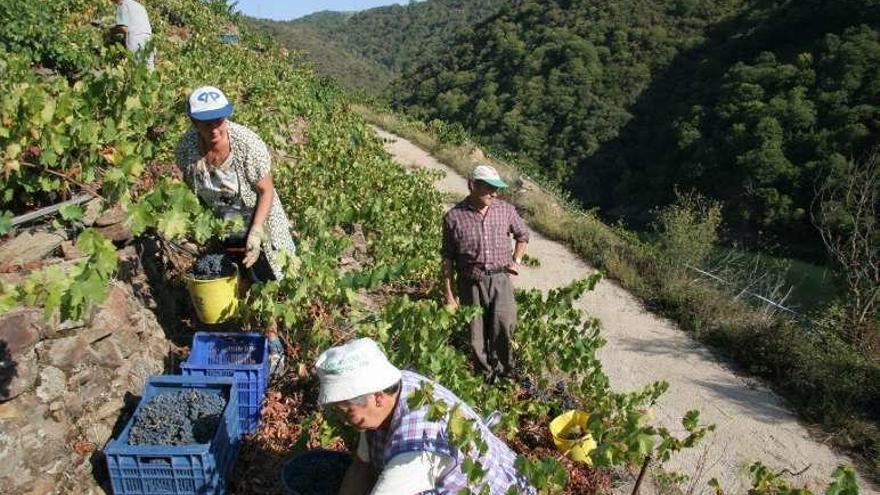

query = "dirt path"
[{"left": 373, "top": 127, "right": 874, "bottom": 494}]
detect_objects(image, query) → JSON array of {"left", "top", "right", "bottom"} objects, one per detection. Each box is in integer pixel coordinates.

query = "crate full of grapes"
[
  {"left": 181, "top": 332, "right": 269, "bottom": 435},
  {"left": 104, "top": 375, "right": 241, "bottom": 495}
]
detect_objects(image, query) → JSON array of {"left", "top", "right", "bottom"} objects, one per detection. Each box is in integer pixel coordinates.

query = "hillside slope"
[
  {"left": 255, "top": 0, "right": 503, "bottom": 94},
  {"left": 0, "top": 1, "right": 731, "bottom": 494},
  {"left": 0, "top": 0, "right": 454, "bottom": 491},
  {"left": 393, "top": 0, "right": 880, "bottom": 258},
  {"left": 253, "top": 16, "right": 394, "bottom": 95},
  {"left": 373, "top": 124, "right": 877, "bottom": 495}
]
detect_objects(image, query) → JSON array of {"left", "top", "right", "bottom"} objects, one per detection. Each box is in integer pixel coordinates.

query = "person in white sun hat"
[
  {"left": 442, "top": 164, "right": 530, "bottom": 382},
  {"left": 316, "top": 338, "right": 535, "bottom": 495},
  {"left": 175, "top": 85, "right": 297, "bottom": 281}
]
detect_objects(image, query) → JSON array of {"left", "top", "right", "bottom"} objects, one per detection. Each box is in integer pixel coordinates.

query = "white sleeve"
[
  {"left": 115, "top": 4, "right": 129, "bottom": 27},
  {"left": 369, "top": 451, "right": 453, "bottom": 495},
  {"left": 356, "top": 431, "right": 370, "bottom": 462}
]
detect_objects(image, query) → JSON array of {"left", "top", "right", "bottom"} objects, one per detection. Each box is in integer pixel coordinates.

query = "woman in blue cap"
[{"left": 175, "top": 85, "right": 296, "bottom": 281}]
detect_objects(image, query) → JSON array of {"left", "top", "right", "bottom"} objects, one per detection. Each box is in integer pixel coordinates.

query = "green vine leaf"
[{"left": 59, "top": 203, "right": 83, "bottom": 221}]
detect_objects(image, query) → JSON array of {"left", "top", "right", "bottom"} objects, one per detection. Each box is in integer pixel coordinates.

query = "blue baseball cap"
[{"left": 187, "top": 86, "right": 233, "bottom": 121}]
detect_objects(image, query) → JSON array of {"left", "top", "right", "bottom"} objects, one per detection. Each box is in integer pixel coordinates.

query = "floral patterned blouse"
[{"left": 176, "top": 121, "right": 296, "bottom": 279}]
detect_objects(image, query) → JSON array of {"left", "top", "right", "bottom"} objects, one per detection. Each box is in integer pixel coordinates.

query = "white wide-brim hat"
[{"left": 316, "top": 338, "right": 402, "bottom": 405}]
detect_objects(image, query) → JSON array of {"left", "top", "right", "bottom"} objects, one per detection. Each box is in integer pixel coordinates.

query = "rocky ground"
[
  {"left": 0, "top": 282, "right": 172, "bottom": 494},
  {"left": 0, "top": 203, "right": 193, "bottom": 494}
]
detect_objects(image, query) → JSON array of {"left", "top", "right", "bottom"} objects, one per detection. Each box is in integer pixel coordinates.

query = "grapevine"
[{"left": 0, "top": 0, "right": 442, "bottom": 322}]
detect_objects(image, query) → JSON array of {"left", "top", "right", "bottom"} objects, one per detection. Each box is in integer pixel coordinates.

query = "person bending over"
[{"left": 316, "top": 338, "right": 535, "bottom": 495}]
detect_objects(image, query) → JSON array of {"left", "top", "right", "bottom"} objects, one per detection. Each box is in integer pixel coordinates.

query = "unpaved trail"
[{"left": 373, "top": 126, "right": 875, "bottom": 494}]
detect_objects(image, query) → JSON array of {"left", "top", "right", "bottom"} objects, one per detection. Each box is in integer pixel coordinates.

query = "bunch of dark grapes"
[
  {"left": 129, "top": 389, "right": 227, "bottom": 446},
  {"left": 553, "top": 381, "right": 580, "bottom": 411},
  {"left": 190, "top": 253, "right": 236, "bottom": 280},
  {"left": 519, "top": 377, "right": 549, "bottom": 402},
  {"left": 518, "top": 379, "right": 579, "bottom": 412}
]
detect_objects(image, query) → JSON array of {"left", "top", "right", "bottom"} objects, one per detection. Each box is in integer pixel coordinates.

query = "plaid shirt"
[
  {"left": 366, "top": 371, "right": 535, "bottom": 495},
  {"left": 442, "top": 199, "right": 530, "bottom": 281}
]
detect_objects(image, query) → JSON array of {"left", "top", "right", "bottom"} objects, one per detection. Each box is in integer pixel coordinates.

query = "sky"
[{"left": 235, "top": 1, "right": 406, "bottom": 21}]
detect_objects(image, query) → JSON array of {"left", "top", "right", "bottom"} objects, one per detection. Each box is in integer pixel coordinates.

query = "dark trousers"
[
  {"left": 246, "top": 252, "right": 276, "bottom": 283},
  {"left": 458, "top": 272, "right": 517, "bottom": 378}
]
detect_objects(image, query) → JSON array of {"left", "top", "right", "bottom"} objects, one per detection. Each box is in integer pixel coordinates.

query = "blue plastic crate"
[
  {"left": 104, "top": 375, "right": 240, "bottom": 495},
  {"left": 181, "top": 332, "right": 268, "bottom": 435}
]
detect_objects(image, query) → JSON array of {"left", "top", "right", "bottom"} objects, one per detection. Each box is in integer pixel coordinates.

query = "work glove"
[{"left": 243, "top": 224, "right": 264, "bottom": 268}]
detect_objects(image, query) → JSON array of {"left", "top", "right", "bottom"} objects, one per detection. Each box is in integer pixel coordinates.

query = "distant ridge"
[{"left": 251, "top": 0, "right": 503, "bottom": 95}]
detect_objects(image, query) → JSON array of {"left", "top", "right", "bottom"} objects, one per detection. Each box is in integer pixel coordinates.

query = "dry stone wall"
[{"left": 0, "top": 282, "right": 170, "bottom": 494}]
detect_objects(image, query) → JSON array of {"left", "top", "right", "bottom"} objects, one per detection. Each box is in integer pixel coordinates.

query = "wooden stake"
[
  {"left": 632, "top": 455, "right": 652, "bottom": 495},
  {"left": 10, "top": 194, "right": 93, "bottom": 228}
]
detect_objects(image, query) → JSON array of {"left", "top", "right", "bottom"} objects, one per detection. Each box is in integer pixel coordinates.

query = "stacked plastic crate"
[
  {"left": 182, "top": 333, "right": 269, "bottom": 435},
  {"left": 104, "top": 376, "right": 240, "bottom": 494},
  {"left": 103, "top": 332, "right": 269, "bottom": 494}
]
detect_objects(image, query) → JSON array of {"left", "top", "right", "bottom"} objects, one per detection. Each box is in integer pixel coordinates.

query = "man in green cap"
[{"left": 442, "top": 164, "right": 530, "bottom": 381}]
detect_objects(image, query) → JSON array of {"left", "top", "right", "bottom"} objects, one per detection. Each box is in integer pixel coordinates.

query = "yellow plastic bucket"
[
  {"left": 549, "top": 410, "right": 597, "bottom": 464},
  {"left": 184, "top": 266, "right": 239, "bottom": 324}
]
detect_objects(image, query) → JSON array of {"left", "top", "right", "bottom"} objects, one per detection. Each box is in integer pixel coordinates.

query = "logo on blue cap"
[{"left": 197, "top": 90, "right": 222, "bottom": 103}]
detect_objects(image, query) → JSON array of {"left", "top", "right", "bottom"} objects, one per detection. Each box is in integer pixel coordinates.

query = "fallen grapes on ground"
[
  {"left": 129, "top": 389, "right": 227, "bottom": 446},
  {"left": 520, "top": 378, "right": 579, "bottom": 413},
  {"left": 191, "top": 253, "right": 237, "bottom": 280}
]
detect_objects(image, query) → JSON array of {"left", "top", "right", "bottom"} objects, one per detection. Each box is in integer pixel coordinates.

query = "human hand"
[
  {"left": 444, "top": 294, "right": 459, "bottom": 312},
  {"left": 507, "top": 261, "right": 521, "bottom": 276},
  {"left": 243, "top": 225, "right": 264, "bottom": 268}
]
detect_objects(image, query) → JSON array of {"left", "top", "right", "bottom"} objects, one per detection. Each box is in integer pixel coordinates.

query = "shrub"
[{"left": 654, "top": 190, "right": 723, "bottom": 273}]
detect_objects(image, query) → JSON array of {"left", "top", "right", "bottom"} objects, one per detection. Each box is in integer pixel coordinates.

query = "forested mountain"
[
  {"left": 253, "top": 0, "right": 503, "bottom": 94},
  {"left": 394, "top": 0, "right": 880, "bottom": 258},
  {"left": 254, "top": 15, "right": 394, "bottom": 95}
]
